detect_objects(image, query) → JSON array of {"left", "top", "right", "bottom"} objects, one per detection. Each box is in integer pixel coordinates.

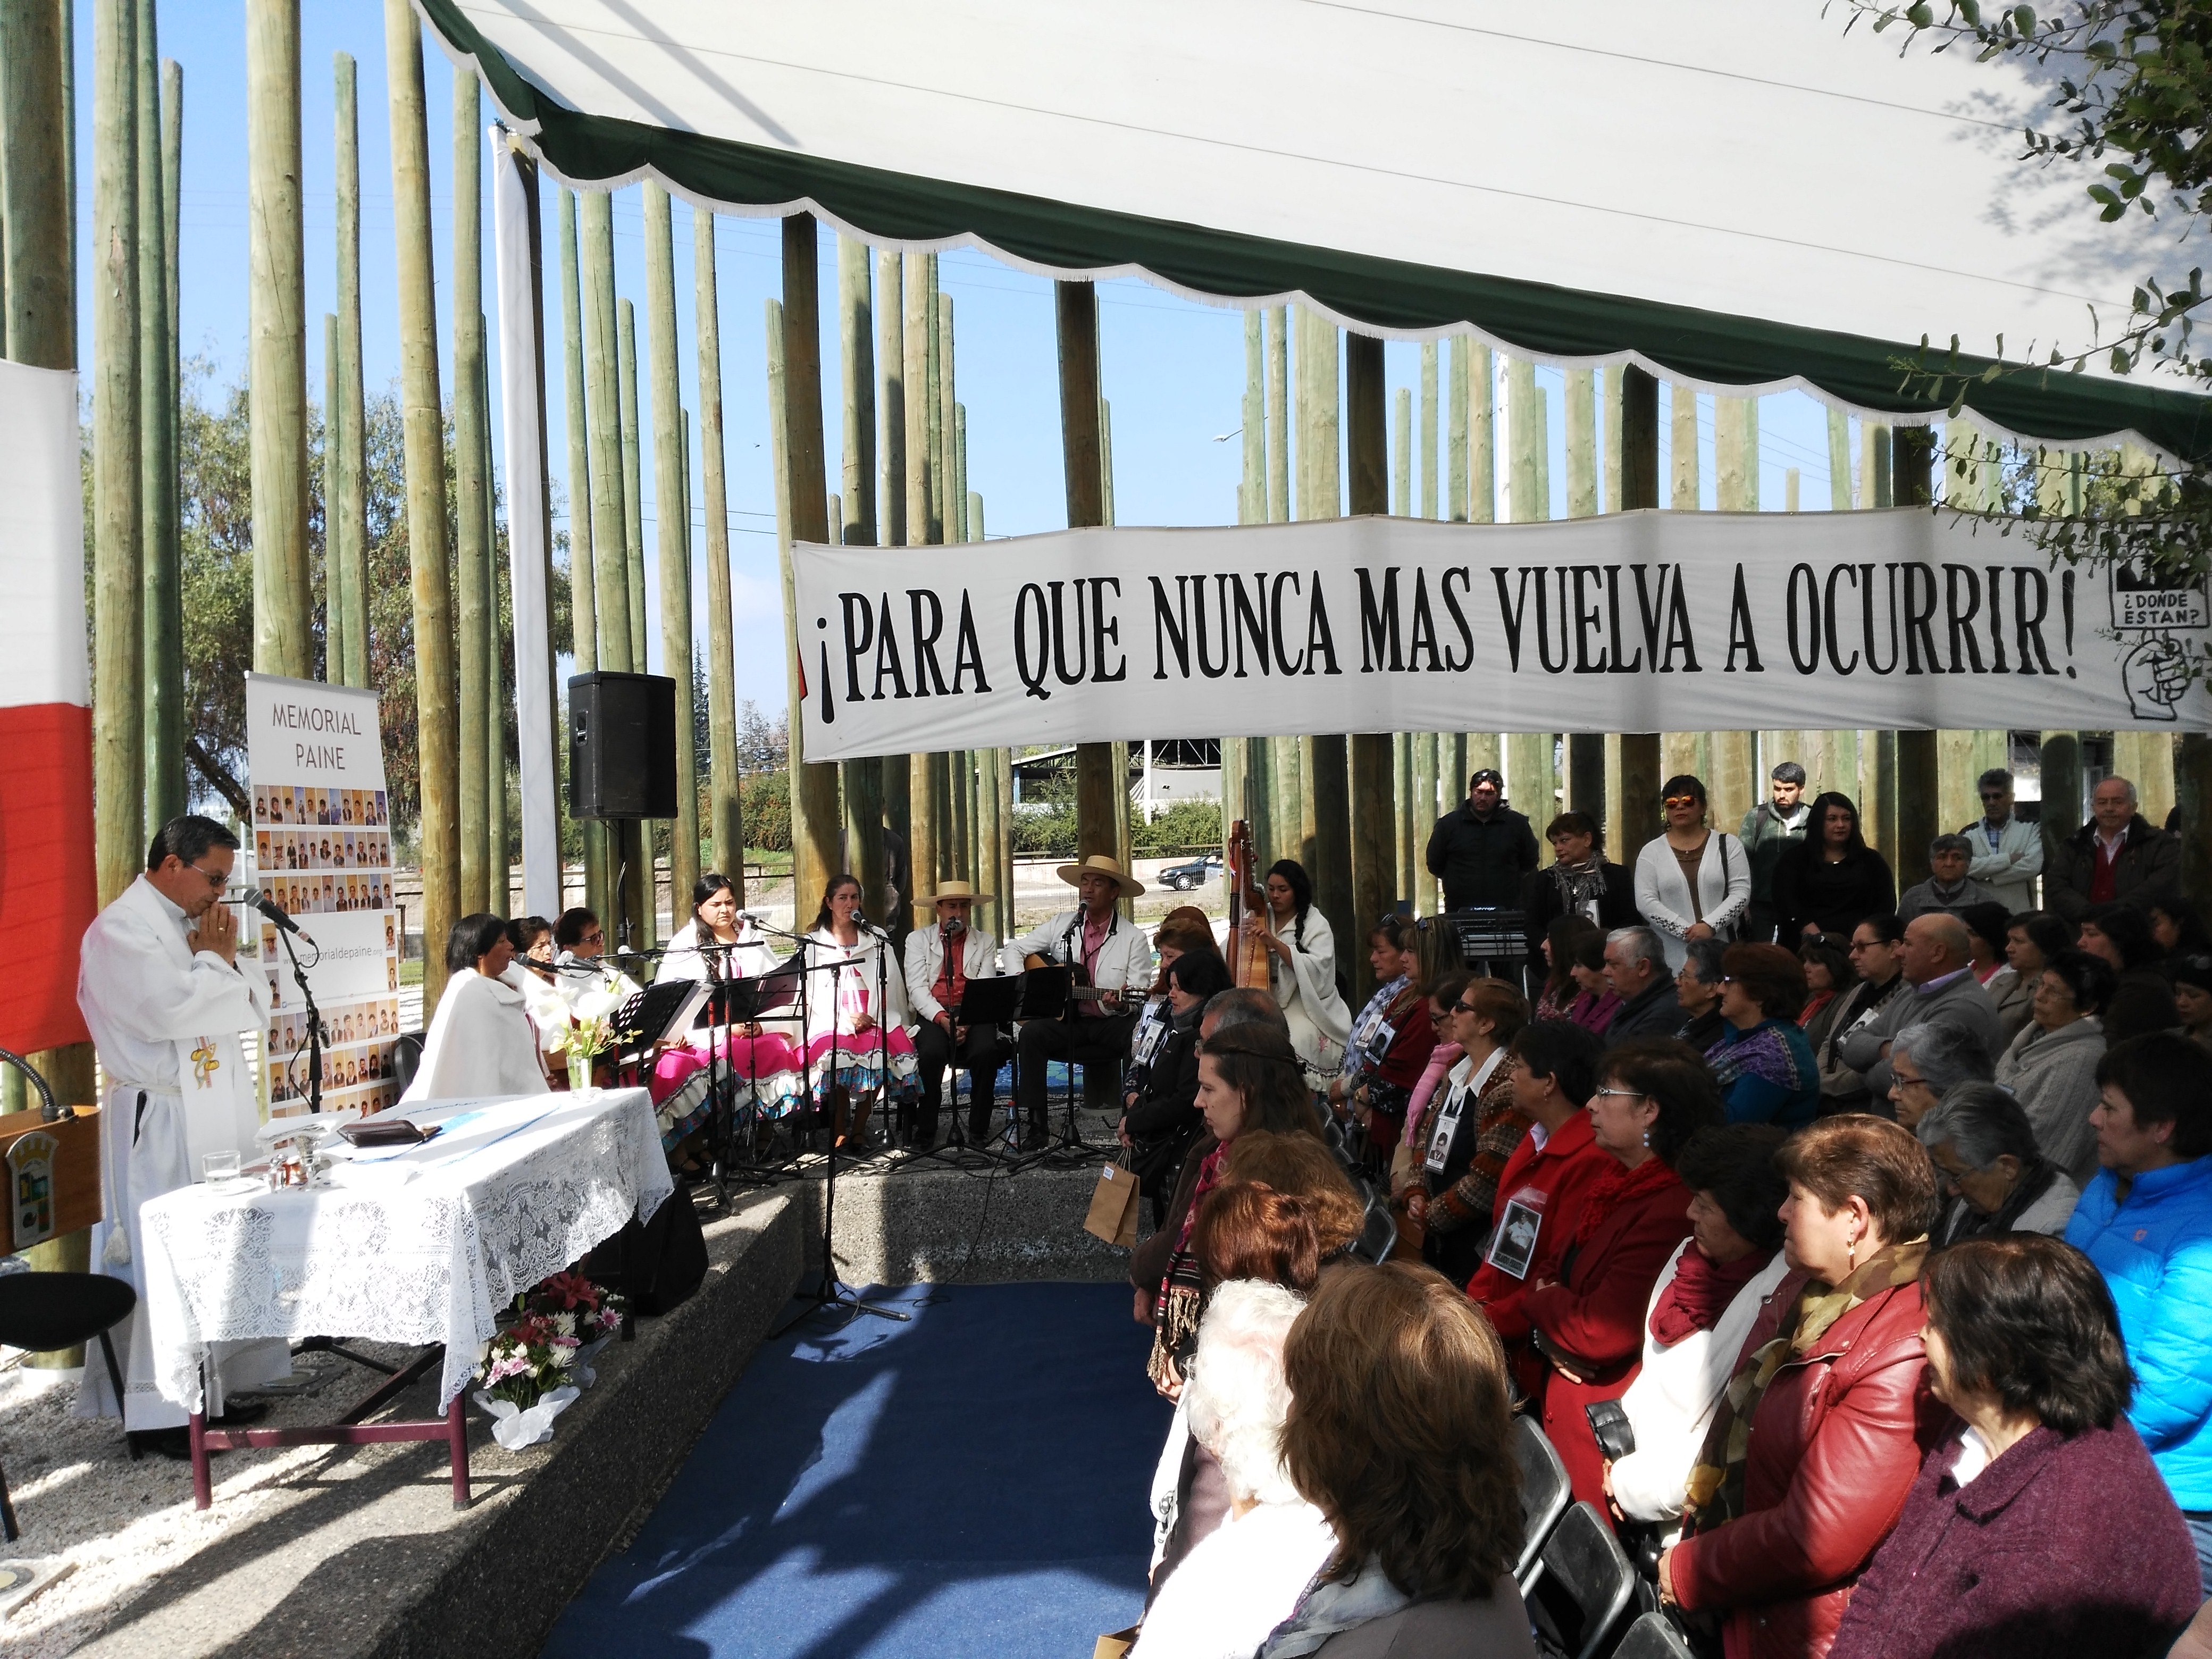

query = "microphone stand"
[{"left": 276, "top": 924, "right": 323, "bottom": 1114}]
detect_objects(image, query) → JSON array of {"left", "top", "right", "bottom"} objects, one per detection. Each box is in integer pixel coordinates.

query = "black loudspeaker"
[{"left": 569, "top": 672, "right": 677, "bottom": 819}]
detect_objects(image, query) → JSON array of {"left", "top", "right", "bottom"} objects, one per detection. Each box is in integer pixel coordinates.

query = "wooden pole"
[
  {"left": 1392, "top": 386, "right": 1411, "bottom": 515},
  {"left": 781, "top": 215, "right": 843, "bottom": 910},
  {"left": 618, "top": 298, "right": 648, "bottom": 680},
  {"left": 333, "top": 52, "right": 367, "bottom": 687},
  {"left": 1057, "top": 280, "right": 1119, "bottom": 861},
  {"left": 138, "top": 0, "right": 179, "bottom": 825},
  {"left": 1301, "top": 309, "right": 1351, "bottom": 949},
  {"left": 1345, "top": 331, "right": 1392, "bottom": 999},
  {"left": 1892, "top": 425, "right": 1938, "bottom": 889},
  {"left": 900, "top": 252, "right": 937, "bottom": 902},
  {"left": 1563, "top": 367, "right": 1603, "bottom": 825},
  {"left": 451, "top": 71, "right": 489, "bottom": 916},
  {"left": 693, "top": 208, "right": 742, "bottom": 891},
  {"left": 247, "top": 0, "right": 308, "bottom": 678},
  {"left": 644, "top": 183, "right": 699, "bottom": 914},
  {"left": 6, "top": 0, "right": 96, "bottom": 1352},
  {"left": 1615, "top": 366, "right": 1663, "bottom": 871},
  {"left": 1708, "top": 397, "right": 1757, "bottom": 837},
  {"left": 384, "top": 0, "right": 456, "bottom": 1010},
  {"left": 1420, "top": 340, "right": 1439, "bottom": 518},
  {"left": 92, "top": 0, "right": 141, "bottom": 907},
  {"left": 873, "top": 250, "right": 909, "bottom": 904},
  {"left": 1447, "top": 338, "right": 1470, "bottom": 522},
  {"left": 1266, "top": 304, "right": 1295, "bottom": 858},
  {"left": 580, "top": 192, "right": 629, "bottom": 679},
  {"left": 323, "top": 311, "right": 342, "bottom": 678}
]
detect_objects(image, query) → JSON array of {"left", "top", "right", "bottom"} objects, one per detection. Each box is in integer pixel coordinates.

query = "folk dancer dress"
[
  {"left": 650, "top": 917, "right": 801, "bottom": 1144},
  {"left": 799, "top": 926, "right": 919, "bottom": 1107},
  {"left": 74, "top": 875, "right": 291, "bottom": 1430}
]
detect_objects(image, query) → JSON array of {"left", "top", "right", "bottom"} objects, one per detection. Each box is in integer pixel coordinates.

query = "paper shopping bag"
[
  {"left": 1093, "top": 1626, "right": 1139, "bottom": 1659},
  {"left": 1084, "top": 1157, "right": 1141, "bottom": 1248}
]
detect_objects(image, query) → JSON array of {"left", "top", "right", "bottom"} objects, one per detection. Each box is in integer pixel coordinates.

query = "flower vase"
[
  {"left": 473, "top": 1384, "right": 581, "bottom": 1450},
  {"left": 567, "top": 1052, "right": 592, "bottom": 1094}
]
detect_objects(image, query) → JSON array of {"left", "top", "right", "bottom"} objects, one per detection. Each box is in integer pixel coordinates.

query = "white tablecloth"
[{"left": 137, "top": 1088, "right": 672, "bottom": 1413}]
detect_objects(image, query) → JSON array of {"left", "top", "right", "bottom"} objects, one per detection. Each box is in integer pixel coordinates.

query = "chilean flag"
[{"left": 0, "top": 359, "right": 95, "bottom": 1058}]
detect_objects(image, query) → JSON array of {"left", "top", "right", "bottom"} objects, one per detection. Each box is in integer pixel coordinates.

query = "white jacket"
[
  {"left": 798, "top": 926, "right": 912, "bottom": 1049},
  {"left": 1132, "top": 1497, "right": 1337, "bottom": 1659},
  {"left": 1268, "top": 904, "right": 1352, "bottom": 1078},
  {"left": 1002, "top": 907, "right": 1155, "bottom": 1001},
  {"left": 1633, "top": 831, "right": 1752, "bottom": 971},
  {"left": 400, "top": 966, "right": 551, "bottom": 1103},
  {"left": 655, "top": 917, "right": 775, "bottom": 985},
  {"left": 1608, "top": 1240, "right": 1795, "bottom": 1525},
  {"left": 1959, "top": 814, "right": 2044, "bottom": 915},
  {"left": 903, "top": 921, "right": 1003, "bottom": 1023}
]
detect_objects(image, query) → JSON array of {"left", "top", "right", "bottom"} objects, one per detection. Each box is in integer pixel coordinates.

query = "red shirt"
[
  {"left": 929, "top": 926, "right": 967, "bottom": 1018},
  {"left": 2091, "top": 832, "right": 2122, "bottom": 904},
  {"left": 1463, "top": 1109, "right": 1613, "bottom": 1353}
]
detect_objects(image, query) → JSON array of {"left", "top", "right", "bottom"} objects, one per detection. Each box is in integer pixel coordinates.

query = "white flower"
[{"left": 573, "top": 988, "right": 618, "bottom": 1022}]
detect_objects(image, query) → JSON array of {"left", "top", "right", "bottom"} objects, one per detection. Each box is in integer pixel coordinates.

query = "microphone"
[
  {"left": 943, "top": 916, "right": 967, "bottom": 939},
  {"left": 238, "top": 885, "right": 315, "bottom": 946}
]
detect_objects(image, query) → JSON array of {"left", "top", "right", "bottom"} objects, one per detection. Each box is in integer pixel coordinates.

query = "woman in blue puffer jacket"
[{"left": 2063, "top": 1031, "right": 2212, "bottom": 1595}]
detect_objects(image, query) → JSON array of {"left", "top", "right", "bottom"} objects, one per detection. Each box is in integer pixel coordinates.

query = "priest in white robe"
[{"left": 76, "top": 815, "right": 290, "bottom": 1439}]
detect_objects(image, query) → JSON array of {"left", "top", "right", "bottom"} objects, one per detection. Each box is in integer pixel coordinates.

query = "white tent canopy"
[{"left": 423, "top": 0, "right": 2212, "bottom": 457}]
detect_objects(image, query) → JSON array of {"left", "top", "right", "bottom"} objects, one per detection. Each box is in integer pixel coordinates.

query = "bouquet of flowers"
[
  {"left": 554, "top": 989, "right": 635, "bottom": 1090},
  {"left": 475, "top": 1311, "right": 582, "bottom": 1409},
  {"left": 527, "top": 1270, "right": 628, "bottom": 1340}
]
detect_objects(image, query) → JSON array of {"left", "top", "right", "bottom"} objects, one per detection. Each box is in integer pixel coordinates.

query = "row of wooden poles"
[{"left": 1221, "top": 322, "right": 2191, "bottom": 919}]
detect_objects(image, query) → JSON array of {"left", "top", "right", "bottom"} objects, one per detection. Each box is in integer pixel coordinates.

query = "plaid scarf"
[
  {"left": 1147, "top": 1139, "right": 1228, "bottom": 1388},
  {"left": 1682, "top": 1238, "right": 1926, "bottom": 1533},
  {"left": 1705, "top": 1020, "right": 1808, "bottom": 1097}
]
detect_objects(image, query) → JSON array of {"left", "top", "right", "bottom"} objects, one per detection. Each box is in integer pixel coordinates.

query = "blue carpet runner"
[{"left": 543, "top": 1280, "right": 1168, "bottom": 1658}]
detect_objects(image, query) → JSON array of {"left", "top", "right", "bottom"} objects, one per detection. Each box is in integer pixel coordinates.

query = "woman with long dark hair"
[
  {"left": 1243, "top": 858, "right": 1351, "bottom": 1087},
  {"left": 649, "top": 874, "right": 803, "bottom": 1154},
  {"left": 799, "top": 873, "right": 918, "bottom": 1145},
  {"left": 1773, "top": 791, "right": 1896, "bottom": 945},
  {"left": 657, "top": 872, "right": 773, "bottom": 984}
]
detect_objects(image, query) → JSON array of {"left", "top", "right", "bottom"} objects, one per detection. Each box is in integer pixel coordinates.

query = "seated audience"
[
  {"left": 1137, "top": 1281, "right": 1334, "bottom": 1659},
  {"left": 1122, "top": 908, "right": 1216, "bottom": 1110},
  {"left": 1994, "top": 948, "right": 2114, "bottom": 1186},
  {"left": 1391, "top": 973, "right": 1469, "bottom": 1202},
  {"left": 1522, "top": 809, "right": 1640, "bottom": 964},
  {"left": 2004, "top": 909, "right": 2074, "bottom": 990},
  {"left": 1605, "top": 1126, "right": 1793, "bottom": 1536},
  {"left": 1706, "top": 943, "right": 1821, "bottom": 1128},
  {"left": 1886, "top": 1020, "right": 1995, "bottom": 1133},
  {"left": 1601, "top": 925, "right": 1682, "bottom": 1045},
  {"left": 1814, "top": 915, "right": 1907, "bottom": 1116},
  {"left": 1221, "top": 1133, "right": 1366, "bottom": 1261},
  {"left": 1897, "top": 833, "right": 1999, "bottom": 921},
  {"left": 1839, "top": 912, "right": 2003, "bottom": 1100},
  {"left": 401, "top": 914, "right": 552, "bottom": 1102},
  {"left": 1533, "top": 917, "right": 1596, "bottom": 1023},
  {"left": 1525, "top": 1038, "right": 1722, "bottom": 1508},
  {"left": 1262, "top": 1263, "right": 1534, "bottom": 1657},
  {"left": 1562, "top": 929, "right": 1624, "bottom": 1035},
  {"left": 1660, "top": 1116, "right": 1946, "bottom": 1656},
  {"left": 1959, "top": 901, "right": 2033, "bottom": 1043},
  {"left": 2173, "top": 952, "right": 2212, "bottom": 1050},
  {"left": 1794, "top": 935, "right": 1852, "bottom": 1056},
  {"left": 2151, "top": 894, "right": 2212, "bottom": 966},
  {"left": 2065, "top": 1033, "right": 2212, "bottom": 1594},
  {"left": 1773, "top": 790, "right": 1896, "bottom": 945},
  {"left": 1916, "top": 1082, "right": 2081, "bottom": 1243},
  {"left": 1407, "top": 978, "right": 1528, "bottom": 1283},
  {"left": 2080, "top": 901, "right": 2182, "bottom": 1045},
  {"left": 1464, "top": 1021, "right": 1610, "bottom": 1389},
  {"left": 1122, "top": 952, "right": 1233, "bottom": 1226},
  {"left": 1673, "top": 936, "right": 1729, "bottom": 1052},
  {"left": 1326, "top": 914, "right": 1435, "bottom": 1170},
  {"left": 1828, "top": 1236, "right": 2202, "bottom": 1659}
]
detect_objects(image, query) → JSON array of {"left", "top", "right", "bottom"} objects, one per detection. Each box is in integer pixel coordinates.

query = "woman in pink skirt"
[
  {"left": 648, "top": 873, "right": 803, "bottom": 1155},
  {"left": 799, "top": 873, "right": 918, "bottom": 1147}
]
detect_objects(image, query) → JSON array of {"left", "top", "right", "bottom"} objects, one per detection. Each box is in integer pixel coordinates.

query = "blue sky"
[{"left": 93, "top": 2, "right": 1859, "bottom": 719}]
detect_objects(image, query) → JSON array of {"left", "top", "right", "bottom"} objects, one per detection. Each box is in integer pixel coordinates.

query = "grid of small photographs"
[{"left": 254, "top": 781, "right": 401, "bottom": 1119}]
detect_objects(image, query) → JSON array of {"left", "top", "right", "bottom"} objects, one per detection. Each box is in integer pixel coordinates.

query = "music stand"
[
  {"left": 610, "top": 979, "right": 709, "bottom": 1087},
  {"left": 700, "top": 953, "right": 805, "bottom": 1193},
  {"left": 910, "top": 974, "right": 1023, "bottom": 1165}
]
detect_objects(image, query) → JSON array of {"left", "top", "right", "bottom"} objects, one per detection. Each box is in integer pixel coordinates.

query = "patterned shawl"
[
  {"left": 1705, "top": 1020, "right": 1809, "bottom": 1097},
  {"left": 1146, "top": 1139, "right": 1229, "bottom": 1388},
  {"left": 1681, "top": 1238, "right": 1928, "bottom": 1532}
]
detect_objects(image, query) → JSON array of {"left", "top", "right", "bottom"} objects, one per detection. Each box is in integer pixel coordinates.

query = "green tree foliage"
[{"left": 170, "top": 361, "right": 571, "bottom": 834}]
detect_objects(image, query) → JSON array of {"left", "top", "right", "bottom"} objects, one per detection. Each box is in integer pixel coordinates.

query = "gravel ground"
[{"left": 0, "top": 1344, "right": 418, "bottom": 1657}]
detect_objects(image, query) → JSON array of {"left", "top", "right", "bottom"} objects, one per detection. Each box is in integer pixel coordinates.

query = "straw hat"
[
  {"left": 922, "top": 878, "right": 993, "bottom": 906},
  {"left": 1055, "top": 852, "right": 1146, "bottom": 898}
]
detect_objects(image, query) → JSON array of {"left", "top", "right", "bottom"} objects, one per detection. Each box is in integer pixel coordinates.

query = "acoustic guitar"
[{"left": 1023, "top": 951, "right": 1132, "bottom": 1016}]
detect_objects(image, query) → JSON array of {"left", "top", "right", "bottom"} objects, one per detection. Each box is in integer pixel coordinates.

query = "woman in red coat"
[
  {"left": 1658, "top": 1115, "right": 1950, "bottom": 1659},
  {"left": 1524, "top": 1038, "right": 1723, "bottom": 1510}
]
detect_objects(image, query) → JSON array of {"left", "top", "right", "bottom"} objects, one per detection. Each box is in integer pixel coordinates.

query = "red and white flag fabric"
[{"left": 0, "top": 359, "right": 95, "bottom": 1058}]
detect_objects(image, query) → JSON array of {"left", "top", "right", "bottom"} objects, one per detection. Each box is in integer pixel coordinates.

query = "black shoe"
[
  {"left": 129, "top": 1427, "right": 192, "bottom": 1461},
  {"left": 211, "top": 1398, "right": 271, "bottom": 1426}
]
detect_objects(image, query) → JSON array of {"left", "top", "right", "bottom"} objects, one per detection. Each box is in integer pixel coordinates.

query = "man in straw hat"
[
  {"left": 1002, "top": 854, "right": 1157, "bottom": 1143},
  {"left": 902, "top": 879, "right": 1012, "bottom": 1148}
]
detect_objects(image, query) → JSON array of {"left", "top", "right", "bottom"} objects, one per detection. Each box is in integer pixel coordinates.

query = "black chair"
[
  {"left": 0, "top": 1271, "right": 139, "bottom": 1539},
  {"left": 1512, "top": 1414, "right": 1572, "bottom": 1586},
  {"left": 390, "top": 1032, "right": 425, "bottom": 1097},
  {"left": 1346, "top": 1187, "right": 1398, "bottom": 1264},
  {"left": 1524, "top": 1501, "right": 1638, "bottom": 1659},
  {"left": 1612, "top": 1611, "right": 1697, "bottom": 1659}
]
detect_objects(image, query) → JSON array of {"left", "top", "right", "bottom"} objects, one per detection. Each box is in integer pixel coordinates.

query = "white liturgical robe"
[{"left": 75, "top": 874, "right": 288, "bottom": 1429}]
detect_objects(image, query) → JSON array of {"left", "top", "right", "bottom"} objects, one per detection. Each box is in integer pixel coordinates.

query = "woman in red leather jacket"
[
  {"left": 1523, "top": 1037, "right": 1721, "bottom": 1510},
  {"left": 1658, "top": 1115, "right": 1950, "bottom": 1659}
]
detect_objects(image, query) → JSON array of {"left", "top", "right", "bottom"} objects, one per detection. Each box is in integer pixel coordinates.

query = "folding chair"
[
  {"left": 1612, "top": 1611, "right": 1697, "bottom": 1659},
  {"left": 1346, "top": 1188, "right": 1398, "bottom": 1264},
  {"left": 1524, "top": 1501, "right": 1638, "bottom": 1659},
  {"left": 0, "top": 1271, "right": 139, "bottom": 1539},
  {"left": 1512, "top": 1414, "right": 1572, "bottom": 1585}
]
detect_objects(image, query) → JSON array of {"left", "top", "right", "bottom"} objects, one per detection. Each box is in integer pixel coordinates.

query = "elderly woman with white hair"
[
  {"left": 1915, "top": 1080, "right": 2081, "bottom": 1244},
  {"left": 1883, "top": 1020, "right": 1994, "bottom": 1134},
  {"left": 1134, "top": 1279, "right": 1336, "bottom": 1659}
]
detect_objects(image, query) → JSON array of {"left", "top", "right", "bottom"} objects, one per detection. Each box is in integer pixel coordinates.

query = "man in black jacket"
[
  {"left": 2046, "top": 774, "right": 2183, "bottom": 921},
  {"left": 1426, "top": 767, "right": 1540, "bottom": 914},
  {"left": 1601, "top": 926, "right": 1682, "bottom": 1046}
]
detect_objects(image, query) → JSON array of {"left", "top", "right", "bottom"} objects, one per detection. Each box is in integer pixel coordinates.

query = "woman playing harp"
[{"left": 1237, "top": 857, "right": 1351, "bottom": 1091}]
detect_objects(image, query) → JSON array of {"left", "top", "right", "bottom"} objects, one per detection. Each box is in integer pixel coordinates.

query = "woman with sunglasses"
[
  {"left": 1632, "top": 775, "right": 1752, "bottom": 973},
  {"left": 1772, "top": 790, "right": 1896, "bottom": 948},
  {"left": 1406, "top": 978, "right": 1530, "bottom": 1283}
]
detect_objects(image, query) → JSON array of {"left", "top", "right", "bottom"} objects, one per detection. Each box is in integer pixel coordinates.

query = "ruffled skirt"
[
  {"left": 801, "top": 1025, "right": 920, "bottom": 1103},
  {"left": 648, "top": 1027, "right": 808, "bottom": 1148}
]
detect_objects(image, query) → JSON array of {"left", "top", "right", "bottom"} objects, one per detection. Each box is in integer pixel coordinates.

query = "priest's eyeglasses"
[{"left": 186, "top": 862, "right": 230, "bottom": 889}]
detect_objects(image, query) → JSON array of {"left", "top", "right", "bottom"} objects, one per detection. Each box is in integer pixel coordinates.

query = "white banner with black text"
[{"left": 791, "top": 509, "right": 2210, "bottom": 759}]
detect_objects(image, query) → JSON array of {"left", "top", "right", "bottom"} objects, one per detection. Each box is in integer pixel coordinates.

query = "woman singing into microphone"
[
  {"left": 648, "top": 873, "right": 801, "bottom": 1162},
  {"left": 799, "top": 873, "right": 920, "bottom": 1150}
]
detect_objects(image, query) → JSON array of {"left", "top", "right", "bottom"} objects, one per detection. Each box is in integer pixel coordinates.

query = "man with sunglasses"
[
  {"left": 1425, "top": 767, "right": 1539, "bottom": 916},
  {"left": 1959, "top": 767, "right": 2042, "bottom": 916},
  {"left": 76, "top": 814, "right": 286, "bottom": 1451},
  {"left": 1813, "top": 915, "right": 1908, "bottom": 1115}
]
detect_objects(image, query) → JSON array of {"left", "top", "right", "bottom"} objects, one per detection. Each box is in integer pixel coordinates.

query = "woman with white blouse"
[
  {"left": 401, "top": 914, "right": 552, "bottom": 1103},
  {"left": 799, "top": 873, "right": 918, "bottom": 1145},
  {"left": 1239, "top": 858, "right": 1350, "bottom": 1088},
  {"left": 1605, "top": 1124, "right": 1793, "bottom": 1535},
  {"left": 656, "top": 872, "right": 775, "bottom": 985},
  {"left": 1632, "top": 774, "right": 1752, "bottom": 973}
]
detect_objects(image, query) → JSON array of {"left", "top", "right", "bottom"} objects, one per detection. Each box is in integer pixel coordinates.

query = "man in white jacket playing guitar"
[
  {"left": 903, "top": 881, "right": 1012, "bottom": 1147},
  {"left": 1001, "top": 854, "right": 1156, "bottom": 1144}
]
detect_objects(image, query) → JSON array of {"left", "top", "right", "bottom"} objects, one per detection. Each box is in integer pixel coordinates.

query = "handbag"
[{"left": 1084, "top": 1155, "right": 1141, "bottom": 1248}]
